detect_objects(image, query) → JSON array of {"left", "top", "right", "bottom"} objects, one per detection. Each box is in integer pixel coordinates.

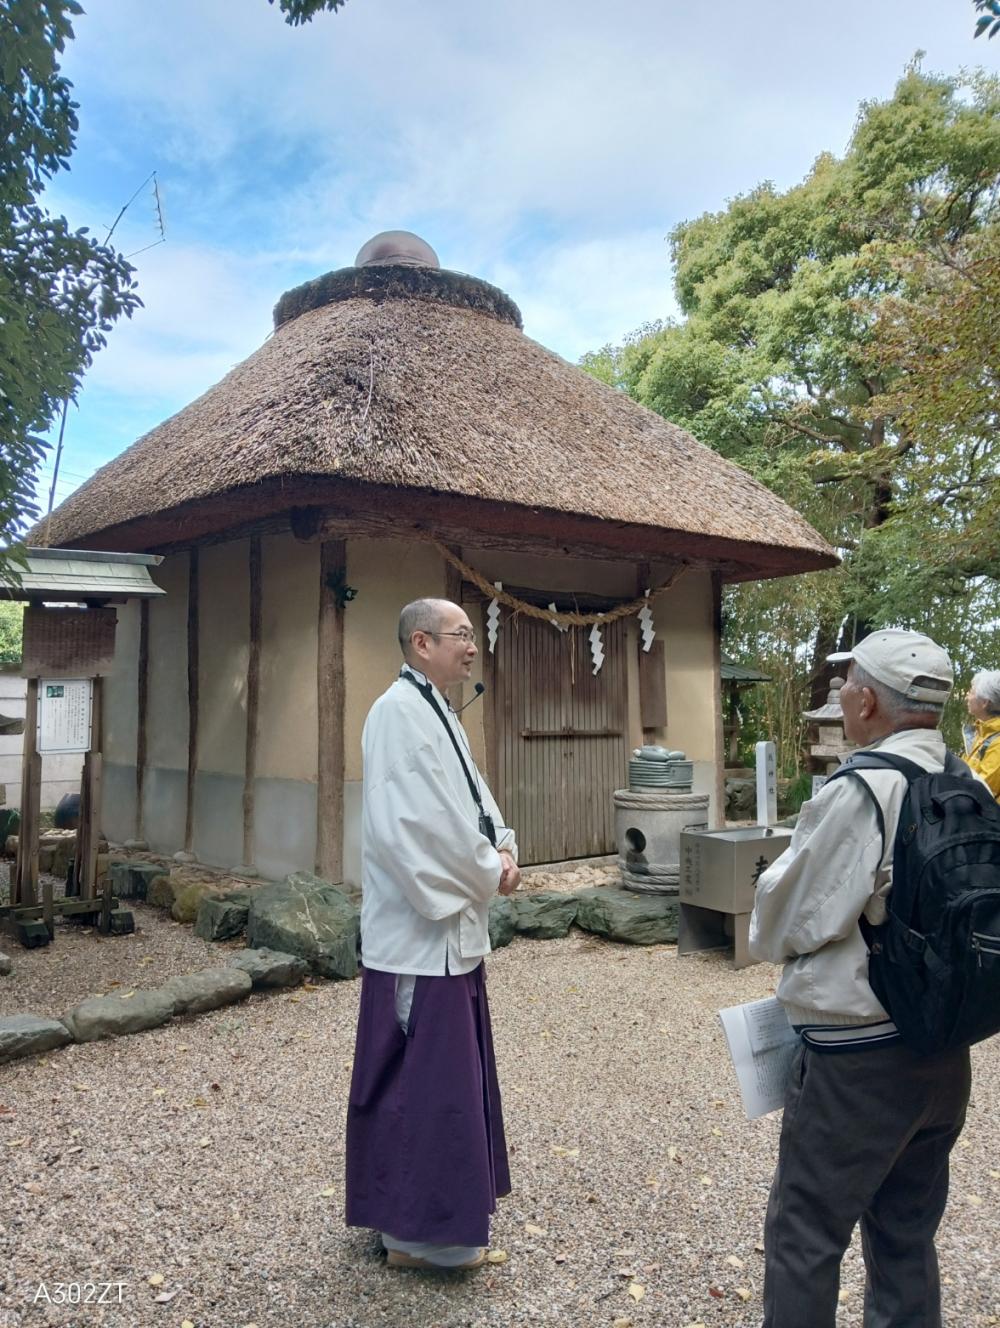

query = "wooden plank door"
[{"left": 490, "top": 614, "right": 628, "bottom": 865}]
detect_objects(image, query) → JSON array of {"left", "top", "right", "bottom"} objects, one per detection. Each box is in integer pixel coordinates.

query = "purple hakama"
[{"left": 345, "top": 962, "right": 511, "bottom": 1247}]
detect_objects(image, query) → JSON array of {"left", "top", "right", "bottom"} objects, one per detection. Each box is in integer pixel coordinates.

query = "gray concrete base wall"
[
  {"left": 102, "top": 762, "right": 139, "bottom": 842},
  {"left": 192, "top": 771, "right": 244, "bottom": 868},
  {"left": 141, "top": 767, "right": 188, "bottom": 855},
  {"left": 102, "top": 763, "right": 320, "bottom": 880},
  {"left": 343, "top": 779, "right": 362, "bottom": 887},
  {"left": 253, "top": 777, "right": 318, "bottom": 880}
]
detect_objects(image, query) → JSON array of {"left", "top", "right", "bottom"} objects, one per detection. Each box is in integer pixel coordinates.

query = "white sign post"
[
  {"left": 755, "top": 740, "right": 777, "bottom": 827},
  {"left": 37, "top": 679, "right": 93, "bottom": 754}
]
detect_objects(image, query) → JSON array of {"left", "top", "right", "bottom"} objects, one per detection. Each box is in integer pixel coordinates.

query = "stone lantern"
[{"left": 802, "top": 676, "right": 856, "bottom": 787}]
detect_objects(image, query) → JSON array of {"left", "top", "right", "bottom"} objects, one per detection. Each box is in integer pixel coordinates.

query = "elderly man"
[
  {"left": 345, "top": 597, "right": 519, "bottom": 1271},
  {"left": 749, "top": 629, "right": 971, "bottom": 1328}
]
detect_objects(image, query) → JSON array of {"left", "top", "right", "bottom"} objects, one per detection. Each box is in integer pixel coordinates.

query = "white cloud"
[{"left": 43, "top": 0, "right": 983, "bottom": 483}]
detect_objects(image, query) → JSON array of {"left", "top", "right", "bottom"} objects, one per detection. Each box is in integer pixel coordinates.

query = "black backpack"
[{"left": 827, "top": 749, "right": 1000, "bottom": 1054}]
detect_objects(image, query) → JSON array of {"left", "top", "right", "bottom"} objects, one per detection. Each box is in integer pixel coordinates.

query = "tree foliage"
[
  {"left": 1, "top": 0, "right": 140, "bottom": 574},
  {"left": 975, "top": 0, "right": 1000, "bottom": 40},
  {"left": 0, "top": 601, "right": 23, "bottom": 665},
  {"left": 269, "top": 0, "right": 348, "bottom": 23},
  {"left": 584, "top": 66, "right": 1000, "bottom": 767}
]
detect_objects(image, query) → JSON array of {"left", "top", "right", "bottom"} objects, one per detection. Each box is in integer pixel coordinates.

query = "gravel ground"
[{"left": 1, "top": 894, "right": 999, "bottom": 1328}]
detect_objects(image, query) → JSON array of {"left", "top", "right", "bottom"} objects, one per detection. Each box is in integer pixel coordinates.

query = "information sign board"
[{"left": 38, "top": 679, "right": 93, "bottom": 754}]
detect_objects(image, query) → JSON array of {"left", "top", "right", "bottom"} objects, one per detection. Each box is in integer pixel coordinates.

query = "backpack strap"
[
  {"left": 824, "top": 748, "right": 970, "bottom": 847},
  {"left": 824, "top": 748, "right": 968, "bottom": 949}
]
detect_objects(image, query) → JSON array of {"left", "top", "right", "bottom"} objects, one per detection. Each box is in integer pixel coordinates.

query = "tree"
[
  {"left": 269, "top": 0, "right": 348, "bottom": 23},
  {"left": 1, "top": 0, "right": 140, "bottom": 575},
  {"left": 598, "top": 66, "right": 1000, "bottom": 732},
  {"left": 0, "top": 601, "right": 23, "bottom": 665},
  {"left": 975, "top": 1, "right": 1000, "bottom": 39},
  {"left": 581, "top": 67, "right": 1000, "bottom": 766}
]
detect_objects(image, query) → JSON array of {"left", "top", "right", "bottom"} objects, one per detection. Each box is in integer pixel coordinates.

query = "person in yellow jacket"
[{"left": 963, "top": 670, "right": 1000, "bottom": 798}]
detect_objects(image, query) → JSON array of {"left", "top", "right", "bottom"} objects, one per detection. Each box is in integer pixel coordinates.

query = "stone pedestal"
[{"left": 614, "top": 789, "right": 710, "bottom": 894}]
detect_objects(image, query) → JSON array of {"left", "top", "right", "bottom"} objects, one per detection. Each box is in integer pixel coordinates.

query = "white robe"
[{"left": 360, "top": 667, "right": 517, "bottom": 976}]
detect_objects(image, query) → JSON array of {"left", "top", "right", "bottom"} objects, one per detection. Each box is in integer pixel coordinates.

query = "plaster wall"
[
  {"left": 343, "top": 537, "right": 445, "bottom": 783},
  {"left": 656, "top": 566, "right": 717, "bottom": 763},
  {"left": 258, "top": 534, "right": 319, "bottom": 783},
  {"left": 147, "top": 554, "right": 191, "bottom": 771},
  {"left": 104, "top": 601, "right": 139, "bottom": 765},
  {"left": 197, "top": 540, "right": 249, "bottom": 777},
  {"left": 340, "top": 536, "right": 446, "bottom": 886}
]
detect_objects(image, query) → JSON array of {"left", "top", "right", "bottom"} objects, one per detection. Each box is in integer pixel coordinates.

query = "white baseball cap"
[{"left": 827, "top": 629, "right": 953, "bottom": 704}]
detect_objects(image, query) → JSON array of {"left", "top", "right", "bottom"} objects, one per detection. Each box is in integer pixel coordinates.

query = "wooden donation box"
[{"left": 677, "top": 825, "right": 792, "bottom": 970}]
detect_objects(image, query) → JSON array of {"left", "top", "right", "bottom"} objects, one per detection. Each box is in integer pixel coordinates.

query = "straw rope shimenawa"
[
  {"left": 31, "top": 231, "right": 837, "bottom": 582},
  {"left": 432, "top": 539, "right": 686, "bottom": 627}
]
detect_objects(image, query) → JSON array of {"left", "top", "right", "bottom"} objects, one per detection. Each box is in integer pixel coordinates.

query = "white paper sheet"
[{"left": 719, "top": 996, "right": 799, "bottom": 1119}]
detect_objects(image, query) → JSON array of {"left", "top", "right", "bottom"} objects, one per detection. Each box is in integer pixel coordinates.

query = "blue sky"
[{"left": 38, "top": 0, "right": 995, "bottom": 513}]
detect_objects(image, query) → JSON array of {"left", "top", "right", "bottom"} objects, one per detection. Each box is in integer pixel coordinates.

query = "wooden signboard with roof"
[{"left": 0, "top": 548, "right": 164, "bottom": 947}]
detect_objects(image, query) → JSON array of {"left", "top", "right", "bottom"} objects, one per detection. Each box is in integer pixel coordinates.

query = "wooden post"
[
  {"left": 184, "top": 550, "right": 200, "bottom": 855},
  {"left": 711, "top": 571, "right": 726, "bottom": 829},
  {"left": 82, "top": 678, "right": 103, "bottom": 902},
  {"left": 316, "top": 540, "right": 346, "bottom": 881},
  {"left": 444, "top": 543, "right": 463, "bottom": 712},
  {"left": 242, "top": 537, "right": 262, "bottom": 869},
  {"left": 13, "top": 678, "right": 40, "bottom": 908},
  {"left": 136, "top": 598, "right": 150, "bottom": 841}
]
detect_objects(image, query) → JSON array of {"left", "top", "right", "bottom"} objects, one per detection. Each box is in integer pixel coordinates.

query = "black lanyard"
[{"left": 401, "top": 671, "right": 497, "bottom": 845}]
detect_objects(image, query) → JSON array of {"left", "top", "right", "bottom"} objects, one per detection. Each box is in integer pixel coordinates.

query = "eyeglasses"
[{"left": 431, "top": 629, "right": 477, "bottom": 644}]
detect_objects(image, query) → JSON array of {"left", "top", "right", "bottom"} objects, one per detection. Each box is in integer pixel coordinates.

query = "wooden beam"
[
  {"left": 638, "top": 640, "right": 668, "bottom": 729},
  {"left": 711, "top": 571, "right": 726, "bottom": 828},
  {"left": 242, "top": 536, "right": 262, "bottom": 869},
  {"left": 78, "top": 476, "right": 830, "bottom": 581},
  {"left": 83, "top": 678, "right": 103, "bottom": 901},
  {"left": 184, "top": 549, "right": 199, "bottom": 854},
  {"left": 13, "top": 678, "right": 39, "bottom": 908},
  {"left": 136, "top": 598, "right": 149, "bottom": 840},
  {"left": 443, "top": 542, "right": 463, "bottom": 711},
  {"left": 316, "top": 539, "right": 346, "bottom": 881}
]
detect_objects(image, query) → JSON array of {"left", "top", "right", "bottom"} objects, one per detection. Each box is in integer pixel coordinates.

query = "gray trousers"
[{"left": 763, "top": 1039, "right": 971, "bottom": 1328}]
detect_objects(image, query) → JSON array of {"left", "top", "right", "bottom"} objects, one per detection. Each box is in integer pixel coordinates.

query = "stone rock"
[
  {"left": 147, "top": 874, "right": 177, "bottom": 910},
  {"left": 61, "top": 990, "right": 176, "bottom": 1043},
  {"left": 574, "top": 885, "right": 679, "bottom": 945},
  {"left": 0, "top": 951, "right": 12, "bottom": 976},
  {"left": 247, "top": 872, "right": 359, "bottom": 980},
  {"left": 194, "top": 890, "right": 252, "bottom": 942},
  {"left": 171, "top": 879, "right": 225, "bottom": 924},
  {"left": 513, "top": 891, "right": 579, "bottom": 940},
  {"left": 164, "top": 967, "right": 252, "bottom": 1015},
  {"left": 488, "top": 896, "right": 516, "bottom": 950},
  {"left": 725, "top": 778, "right": 756, "bottom": 821},
  {"left": 110, "top": 860, "right": 165, "bottom": 902},
  {"left": 0, "top": 1014, "right": 71, "bottom": 1063},
  {"left": 227, "top": 947, "right": 309, "bottom": 988},
  {"left": 123, "top": 839, "right": 149, "bottom": 851}
]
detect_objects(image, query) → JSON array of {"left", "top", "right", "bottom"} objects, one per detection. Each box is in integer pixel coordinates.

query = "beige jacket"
[{"left": 749, "top": 727, "right": 948, "bottom": 1028}]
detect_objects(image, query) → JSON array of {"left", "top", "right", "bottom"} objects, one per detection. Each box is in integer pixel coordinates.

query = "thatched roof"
[{"left": 36, "top": 244, "right": 836, "bottom": 580}]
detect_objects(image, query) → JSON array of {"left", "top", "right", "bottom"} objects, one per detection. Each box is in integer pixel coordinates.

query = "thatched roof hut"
[
  {"left": 36, "top": 233, "right": 835, "bottom": 880},
  {"left": 39, "top": 236, "right": 833, "bottom": 582}
]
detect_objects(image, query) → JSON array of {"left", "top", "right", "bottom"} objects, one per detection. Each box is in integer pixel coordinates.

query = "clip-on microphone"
[{"left": 454, "top": 681, "right": 486, "bottom": 714}]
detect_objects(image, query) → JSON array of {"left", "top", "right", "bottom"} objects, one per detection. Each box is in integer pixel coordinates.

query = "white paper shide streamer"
[
  {"left": 487, "top": 581, "right": 502, "bottom": 653},
  {"left": 638, "top": 590, "right": 655, "bottom": 653},
  {"left": 589, "top": 616, "right": 605, "bottom": 675},
  {"left": 548, "top": 602, "right": 568, "bottom": 633}
]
